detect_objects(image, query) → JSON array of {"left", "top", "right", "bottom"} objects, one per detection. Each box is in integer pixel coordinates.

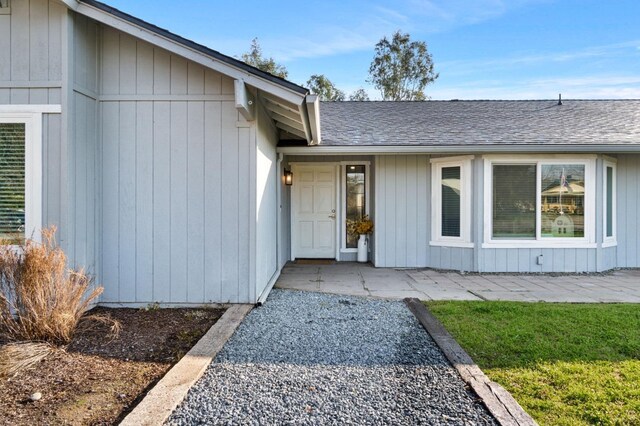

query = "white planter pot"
[{"left": 357, "top": 234, "right": 368, "bottom": 263}]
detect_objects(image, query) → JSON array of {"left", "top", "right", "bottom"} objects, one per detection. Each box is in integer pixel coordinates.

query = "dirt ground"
[{"left": 0, "top": 306, "right": 225, "bottom": 426}]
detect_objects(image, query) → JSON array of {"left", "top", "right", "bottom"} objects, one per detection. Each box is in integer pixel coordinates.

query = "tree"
[
  {"left": 349, "top": 88, "right": 370, "bottom": 101},
  {"left": 241, "top": 38, "right": 288, "bottom": 79},
  {"left": 306, "top": 74, "right": 345, "bottom": 101},
  {"left": 368, "top": 31, "right": 438, "bottom": 101}
]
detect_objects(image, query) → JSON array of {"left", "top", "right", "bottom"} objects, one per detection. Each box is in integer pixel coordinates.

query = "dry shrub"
[
  {"left": 0, "top": 226, "right": 104, "bottom": 345},
  {"left": 0, "top": 341, "right": 54, "bottom": 378}
]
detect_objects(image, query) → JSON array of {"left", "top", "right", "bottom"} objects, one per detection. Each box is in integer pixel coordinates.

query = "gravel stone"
[{"left": 167, "top": 290, "right": 496, "bottom": 425}]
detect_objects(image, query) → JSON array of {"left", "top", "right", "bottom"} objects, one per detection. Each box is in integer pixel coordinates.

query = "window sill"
[
  {"left": 602, "top": 240, "right": 617, "bottom": 248},
  {"left": 430, "top": 241, "right": 475, "bottom": 249},
  {"left": 341, "top": 248, "right": 358, "bottom": 253},
  {"left": 482, "top": 242, "right": 597, "bottom": 249}
]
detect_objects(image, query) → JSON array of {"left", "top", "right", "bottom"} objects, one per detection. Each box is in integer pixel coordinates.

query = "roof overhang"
[
  {"left": 69, "top": 0, "right": 321, "bottom": 144},
  {"left": 277, "top": 144, "right": 640, "bottom": 155}
]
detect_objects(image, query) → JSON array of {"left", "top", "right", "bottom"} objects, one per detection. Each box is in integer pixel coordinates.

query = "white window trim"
[
  {"left": 0, "top": 112, "right": 43, "bottom": 243},
  {"left": 341, "top": 161, "right": 370, "bottom": 252},
  {"left": 482, "top": 154, "right": 597, "bottom": 249},
  {"left": 603, "top": 158, "right": 617, "bottom": 248},
  {"left": 430, "top": 156, "right": 473, "bottom": 248}
]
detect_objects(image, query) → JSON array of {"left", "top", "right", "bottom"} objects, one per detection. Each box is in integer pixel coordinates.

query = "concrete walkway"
[{"left": 275, "top": 262, "right": 640, "bottom": 303}]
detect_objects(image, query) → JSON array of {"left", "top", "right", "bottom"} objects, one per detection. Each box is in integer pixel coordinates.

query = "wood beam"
[
  {"left": 271, "top": 111, "right": 306, "bottom": 133},
  {"left": 234, "top": 80, "right": 255, "bottom": 121},
  {"left": 275, "top": 122, "right": 306, "bottom": 139},
  {"left": 264, "top": 101, "right": 303, "bottom": 123}
]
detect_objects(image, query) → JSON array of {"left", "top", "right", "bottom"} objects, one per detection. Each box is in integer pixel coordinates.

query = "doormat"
[{"left": 295, "top": 259, "right": 336, "bottom": 265}]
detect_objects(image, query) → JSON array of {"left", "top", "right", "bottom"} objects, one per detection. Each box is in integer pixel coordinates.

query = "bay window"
[{"left": 484, "top": 156, "right": 595, "bottom": 247}]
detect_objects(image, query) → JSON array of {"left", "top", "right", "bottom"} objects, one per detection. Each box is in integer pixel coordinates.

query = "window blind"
[
  {"left": 0, "top": 123, "right": 26, "bottom": 241},
  {"left": 441, "top": 166, "right": 461, "bottom": 237},
  {"left": 492, "top": 164, "right": 536, "bottom": 239},
  {"left": 606, "top": 166, "right": 613, "bottom": 238}
]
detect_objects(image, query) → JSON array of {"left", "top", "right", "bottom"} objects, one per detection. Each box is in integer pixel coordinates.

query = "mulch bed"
[{"left": 0, "top": 306, "right": 225, "bottom": 426}]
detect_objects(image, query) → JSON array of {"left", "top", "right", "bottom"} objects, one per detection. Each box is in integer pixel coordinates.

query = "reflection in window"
[
  {"left": 541, "top": 164, "right": 585, "bottom": 238},
  {"left": 346, "top": 165, "right": 365, "bottom": 248},
  {"left": 492, "top": 164, "right": 536, "bottom": 239},
  {"left": 441, "top": 166, "right": 461, "bottom": 237}
]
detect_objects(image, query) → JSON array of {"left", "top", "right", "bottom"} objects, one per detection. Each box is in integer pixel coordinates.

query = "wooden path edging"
[
  {"left": 120, "top": 304, "right": 254, "bottom": 426},
  {"left": 404, "top": 298, "right": 538, "bottom": 426}
]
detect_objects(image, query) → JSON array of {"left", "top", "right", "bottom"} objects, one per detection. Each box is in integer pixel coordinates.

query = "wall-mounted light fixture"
[{"left": 284, "top": 169, "right": 293, "bottom": 186}]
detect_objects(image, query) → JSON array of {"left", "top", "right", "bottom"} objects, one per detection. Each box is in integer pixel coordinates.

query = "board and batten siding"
[
  {"left": 0, "top": 0, "right": 69, "bottom": 261},
  {"left": 0, "top": 0, "right": 63, "bottom": 105},
  {"left": 374, "top": 155, "right": 609, "bottom": 272},
  {"left": 99, "top": 26, "right": 255, "bottom": 304},
  {"left": 68, "top": 14, "right": 100, "bottom": 275},
  {"left": 616, "top": 154, "right": 640, "bottom": 267},
  {"left": 375, "top": 155, "right": 429, "bottom": 268},
  {"left": 374, "top": 155, "right": 473, "bottom": 270}
]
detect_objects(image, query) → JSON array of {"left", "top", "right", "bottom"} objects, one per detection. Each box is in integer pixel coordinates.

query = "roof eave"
[{"left": 277, "top": 144, "right": 640, "bottom": 155}]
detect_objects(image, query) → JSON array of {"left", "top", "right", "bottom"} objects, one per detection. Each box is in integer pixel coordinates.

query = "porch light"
[{"left": 284, "top": 169, "right": 293, "bottom": 186}]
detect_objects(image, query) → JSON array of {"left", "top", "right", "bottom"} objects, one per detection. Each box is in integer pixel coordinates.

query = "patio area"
[{"left": 275, "top": 262, "right": 640, "bottom": 303}]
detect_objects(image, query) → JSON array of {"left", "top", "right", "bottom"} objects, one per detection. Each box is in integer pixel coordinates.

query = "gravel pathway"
[{"left": 167, "top": 290, "right": 496, "bottom": 425}]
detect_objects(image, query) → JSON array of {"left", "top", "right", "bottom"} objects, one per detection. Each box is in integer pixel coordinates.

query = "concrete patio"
[{"left": 275, "top": 262, "right": 640, "bottom": 303}]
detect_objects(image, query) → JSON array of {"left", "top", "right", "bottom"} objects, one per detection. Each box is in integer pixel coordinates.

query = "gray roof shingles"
[{"left": 319, "top": 100, "right": 640, "bottom": 146}]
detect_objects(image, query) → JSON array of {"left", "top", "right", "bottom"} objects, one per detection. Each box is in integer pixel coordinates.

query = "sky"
[{"left": 105, "top": 0, "right": 640, "bottom": 100}]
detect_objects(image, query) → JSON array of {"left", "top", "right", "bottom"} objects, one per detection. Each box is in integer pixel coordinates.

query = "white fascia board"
[
  {"left": 75, "top": 3, "right": 306, "bottom": 106},
  {"left": 297, "top": 101, "right": 313, "bottom": 144},
  {"left": 277, "top": 144, "right": 640, "bottom": 155},
  {"left": 306, "top": 95, "right": 321, "bottom": 145},
  {"left": 56, "top": 0, "right": 79, "bottom": 10},
  {"left": 0, "top": 105, "right": 62, "bottom": 113}
]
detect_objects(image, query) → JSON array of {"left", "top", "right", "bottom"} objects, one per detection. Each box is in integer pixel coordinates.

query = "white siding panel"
[
  {"left": 101, "top": 102, "right": 120, "bottom": 302},
  {"left": 220, "top": 103, "right": 240, "bottom": 302},
  {"left": 152, "top": 102, "right": 172, "bottom": 302},
  {"left": 616, "top": 154, "right": 640, "bottom": 267},
  {"left": 204, "top": 102, "right": 222, "bottom": 302},
  {"left": 256, "top": 104, "right": 278, "bottom": 298},
  {"left": 135, "top": 102, "right": 154, "bottom": 302},
  {"left": 187, "top": 102, "right": 205, "bottom": 303},
  {"left": 118, "top": 102, "right": 137, "bottom": 302},
  {"left": 169, "top": 102, "right": 188, "bottom": 303},
  {"left": 374, "top": 155, "right": 429, "bottom": 268}
]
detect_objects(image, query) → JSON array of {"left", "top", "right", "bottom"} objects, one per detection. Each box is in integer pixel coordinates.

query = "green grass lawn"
[{"left": 425, "top": 301, "right": 640, "bottom": 426}]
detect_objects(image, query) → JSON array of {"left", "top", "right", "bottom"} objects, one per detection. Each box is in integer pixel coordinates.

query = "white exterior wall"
[
  {"left": 255, "top": 99, "right": 279, "bottom": 299},
  {"left": 98, "top": 26, "right": 256, "bottom": 304}
]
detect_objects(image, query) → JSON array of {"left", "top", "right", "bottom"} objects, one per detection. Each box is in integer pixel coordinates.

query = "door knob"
[{"left": 328, "top": 213, "right": 336, "bottom": 219}]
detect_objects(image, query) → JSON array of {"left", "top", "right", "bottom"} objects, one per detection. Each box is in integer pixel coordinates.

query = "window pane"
[
  {"left": 0, "top": 123, "right": 26, "bottom": 243},
  {"left": 346, "top": 165, "right": 366, "bottom": 248},
  {"left": 492, "top": 164, "right": 536, "bottom": 239},
  {"left": 541, "top": 164, "right": 585, "bottom": 238},
  {"left": 441, "top": 166, "right": 461, "bottom": 237},
  {"left": 606, "top": 166, "right": 613, "bottom": 237}
]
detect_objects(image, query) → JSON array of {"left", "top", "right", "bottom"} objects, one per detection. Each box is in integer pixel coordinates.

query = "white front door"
[{"left": 293, "top": 165, "right": 337, "bottom": 258}]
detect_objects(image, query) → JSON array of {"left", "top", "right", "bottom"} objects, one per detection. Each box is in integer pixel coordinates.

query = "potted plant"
[{"left": 346, "top": 216, "right": 374, "bottom": 263}]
